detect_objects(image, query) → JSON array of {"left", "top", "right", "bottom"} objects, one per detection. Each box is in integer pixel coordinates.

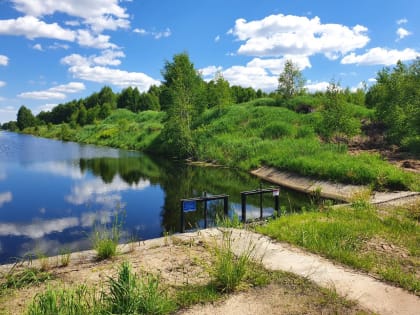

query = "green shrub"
[{"left": 91, "top": 215, "right": 121, "bottom": 260}]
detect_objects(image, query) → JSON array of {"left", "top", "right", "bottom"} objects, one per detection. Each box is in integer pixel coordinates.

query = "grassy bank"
[
  {"left": 23, "top": 100, "right": 420, "bottom": 191},
  {"left": 257, "top": 201, "right": 420, "bottom": 294}
]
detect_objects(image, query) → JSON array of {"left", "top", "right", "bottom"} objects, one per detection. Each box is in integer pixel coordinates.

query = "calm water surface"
[{"left": 0, "top": 131, "right": 311, "bottom": 264}]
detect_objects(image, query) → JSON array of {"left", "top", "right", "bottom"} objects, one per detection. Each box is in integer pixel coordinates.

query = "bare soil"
[{"left": 0, "top": 233, "right": 371, "bottom": 315}]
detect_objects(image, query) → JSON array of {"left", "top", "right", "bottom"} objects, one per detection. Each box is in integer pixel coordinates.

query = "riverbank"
[
  {"left": 1, "top": 225, "right": 418, "bottom": 314},
  {"left": 251, "top": 166, "right": 420, "bottom": 203}
]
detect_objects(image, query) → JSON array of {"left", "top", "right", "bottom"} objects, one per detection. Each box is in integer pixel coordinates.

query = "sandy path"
[{"left": 185, "top": 229, "right": 420, "bottom": 315}]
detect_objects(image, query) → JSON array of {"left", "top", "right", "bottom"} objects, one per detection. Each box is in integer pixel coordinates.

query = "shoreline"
[{"left": 251, "top": 166, "right": 420, "bottom": 203}]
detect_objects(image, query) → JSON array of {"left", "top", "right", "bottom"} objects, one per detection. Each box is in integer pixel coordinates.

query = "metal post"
[
  {"left": 180, "top": 201, "right": 185, "bottom": 233},
  {"left": 274, "top": 194, "right": 279, "bottom": 216},
  {"left": 241, "top": 193, "right": 246, "bottom": 223},
  {"left": 223, "top": 196, "right": 228, "bottom": 215},
  {"left": 259, "top": 183, "right": 263, "bottom": 219},
  {"left": 203, "top": 192, "right": 207, "bottom": 229}
]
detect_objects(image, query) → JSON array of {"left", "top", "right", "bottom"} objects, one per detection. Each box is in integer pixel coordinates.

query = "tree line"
[{"left": 2, "top": 53, "right": 419, "bottom": 156}]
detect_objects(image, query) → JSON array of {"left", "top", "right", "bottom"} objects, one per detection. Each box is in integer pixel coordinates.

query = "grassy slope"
[
  {"left": 194, "top": 100, "right": 419, "bottom": 191},
  {"left": 25, "top": 100, "right": 420, "bottom": 191},
  {"left": 257, "top": 201, "right": 420, "bottom": 294}
]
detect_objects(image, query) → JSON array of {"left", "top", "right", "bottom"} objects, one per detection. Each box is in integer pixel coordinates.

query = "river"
[{"left": 0, "top": 131, "right": 311, "bottom": 265}]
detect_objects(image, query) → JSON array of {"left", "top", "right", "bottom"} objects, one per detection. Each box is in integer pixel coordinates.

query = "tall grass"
[
  {"left": 257, "top": 203, "right": 420, "bottom": 293},
  {"left": 91, "top": 214, "right": 122, "bottom": 260}
]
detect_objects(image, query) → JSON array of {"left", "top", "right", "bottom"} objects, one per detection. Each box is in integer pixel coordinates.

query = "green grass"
[
  {"left": 91, "top": 214, "right": 122, "bottom": 260},
  {"left": 23, "top": 98, "right": 420, "bottom": 191},
  {"left": 0, "top": 267, "right": 52, "bottom": 294},
  {"left": 257, "top": 202, "right": 420, "bottom": 294}
]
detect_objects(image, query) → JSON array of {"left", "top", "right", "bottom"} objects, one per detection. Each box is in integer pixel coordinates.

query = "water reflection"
[
  {"left": 0, "top": 191, "right": 12, "bottom": 207},
  {"left": 0, "top": 132, "right": 313, "bottom": 264}
]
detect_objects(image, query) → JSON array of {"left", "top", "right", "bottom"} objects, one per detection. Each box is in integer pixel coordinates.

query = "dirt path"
[{"left": 183, "top": 229, "right": 420, "bottom": 315}]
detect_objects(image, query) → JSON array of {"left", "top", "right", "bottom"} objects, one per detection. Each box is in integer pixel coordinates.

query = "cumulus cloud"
[
  {"left": 396, "top": 27, "right": 412, "bottom": 40},
  {"left": 200, "top": 56, "right": 311, "bottom": 91},
  {"left": 229, "top": 14, "right": 369, "bottom": 59},
  {"left": 397, "top": 18, "right": 408, "bottom": 25},
  {"left": 0, "top": 55, "right": 8, "bottom": 66},
  {"left": 304, "top": 81, "right": 330, "bottom": 93},
  {"left": 11, "top": 0, "right": 129, "bottom": 32},
  {"left": 0, "top": 81, "right": 5, "bottom": 88},
  {"left": 341, "top": 47, "right": 420, "bottom": 66},
  {"left": 76, "top": 29, "right": 117, "bottom": 49},
  {"left": 0, "top": 16, "right": 75, "bottom": 41},
  {"left": 61, "top": 53, "right": 160, "bottom": 91},
  {"left": 18, "top": 82, "right": 86, "bottom": 100}
]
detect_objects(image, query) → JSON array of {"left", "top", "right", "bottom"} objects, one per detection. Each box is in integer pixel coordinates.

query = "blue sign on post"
[{"left": 183, "top": 200, "right": 196, "bottom": 212}]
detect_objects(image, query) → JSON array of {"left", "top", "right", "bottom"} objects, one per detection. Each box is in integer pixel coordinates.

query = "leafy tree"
[
  {"left": 231, "top": 85, "right": 257, "bottom": 103},
  {"left": 206, "top": 72, "right": 233, "bottom": 110},
  {"left": 277, "top": 59, "right": 306, "bottom": 99},
  {"left": 366, "top": 59, "right": 420, "bottom": 150},
  {"left": 98, "top": 86, "right": 116, "bottom": 109},
  {"left": 139, "top": 92, "right": 160, "bottom": 111},
  {"left": 160, "top": 52, "right": 204, "bottom": 157},
  {"left": 17, "top": 105, "right": 36, "bottom": 130},
  {"left": 320, "top": 80, "right": 360, "bottom": 139}
]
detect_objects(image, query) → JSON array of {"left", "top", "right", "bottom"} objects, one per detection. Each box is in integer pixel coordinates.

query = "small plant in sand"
[
  {"left": 208, "top": 229, "right": 255, "bottom": 293},
  {"left": 105, "top": 261, "right": 175, "bottom": 315},
  {"left": 91, "top": 214, "right": 122, "bottom": 260}
]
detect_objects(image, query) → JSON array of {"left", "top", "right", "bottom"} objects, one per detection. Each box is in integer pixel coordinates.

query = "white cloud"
[
  {"left": 0, "top": 81, "right": 5, "bottom": 88},
  {"left": 396, "top": 27, "right": 412, "bottom": 40},
  {"left": 18, "top": 82, "right": 86, "bottom": 100},
  {"left": 0, "top": 16, "right": 75, "bottom": 41},
  {"left": 92, "top": 49, "right": 125, "bottom": 66},
  {"left": 0, "top": 217, "right": 79, "bottom": 238},
  {"left": 0, "top": 106, "right": 17, "bottom": 123},
  {"left": 133, "top": 27, "right": 172, "bottom": 39},
  {"left": 305, "top": 81, "right": 330, "bottom": 93},
  {"left": 201, "top": 56, "right": 311, "bottom": 91},
  {"left": 229, "top": 14, "right": 369, "bottom": 59},
  {"left": 32, "top": 43, "right": 43, "bottom": 51},
  {"left": 66, "top": 175, "right": 150, "bottom": 206},
  {"left": 61, "top": 53, "right": 160, "bottom": 91},
  {"left": 214, "top": 35, "right": 220, "bottom": 42},
  {"left": 76, "top": 29, "right": 117, "bottom": 49},
  {"left": 11, "top": 0, "right": 129, "bottom": 32},
  {"left": 341, "top": 47, "right": 420, "bottom": 66},
  {"left": 0, "top": 55, "right": 9, "bottom": 66},
  {"left": 222, "top": 64, "right": 277, "bottom": 91},
  {"left": 31, "top": 161, "right": 85, "bottom": 179},
  {"left": 397, "top": 18, "right": 408, "bottom": 25},
  {"left": 0, "top": 192, "right": 12, "bottom": 207},
  {"left": 199, "top": 65, "right": 223, "bottom": 79}
]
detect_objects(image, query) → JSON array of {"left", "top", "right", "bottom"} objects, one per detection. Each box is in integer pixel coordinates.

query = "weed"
[
  {"left": 91, "top": 214, "right": 122, "bottom": 260},
  {"left": 58, "top": 248, "right": 71, "bottom": 267},
  {"left": 208, "top": 230, "right": 255, "bottom": 293},
  {"left": 215, "top": 212, "right": 242, "bottom": 228},
  {"left": 105, "top": 261, "right": 176, "bottom": 315},
  {"left": 0, "top": 266, "right": 51, "bottom": 293}
]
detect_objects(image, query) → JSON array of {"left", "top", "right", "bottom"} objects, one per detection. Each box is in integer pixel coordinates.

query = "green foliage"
[
  {"left": 26, "top": 285, "right": 98, "bottom": 315},
  {"left": 105, "top": 262, "right": 175, "bottom": 315},
  {"left": 17, "top": 105, "right": 36, "bottom": 130},
  {"left": 277, "top": 59, "right": 306, "bottom": 99},
  {"left": 1, "top": 267, "right": 51, "bottom": 293},
  {"left": 366, "top": 59, "right": 420, "bottom": 151},
  {"left": 160, "top": 52, "right": 204, "bottom": 158},
  {"left": 258, "top": 203, "right": 420, "bottom": 293},
  {"left": 261, "top": 121, "right": 295, "bottom": 139},
  {"left": 208, "top": 230, "right": 255, "bottom": 293},
  {"left": 319, "top": 81, "right": 361, "bottom": 139},
  {"left": 91, "top": 214, "right": 122, "bottom": 260}
]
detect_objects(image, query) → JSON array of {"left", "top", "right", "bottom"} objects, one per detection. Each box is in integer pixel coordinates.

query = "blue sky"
[{"left": 0, "top": 0, "right": 419, "bottom": 123}]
